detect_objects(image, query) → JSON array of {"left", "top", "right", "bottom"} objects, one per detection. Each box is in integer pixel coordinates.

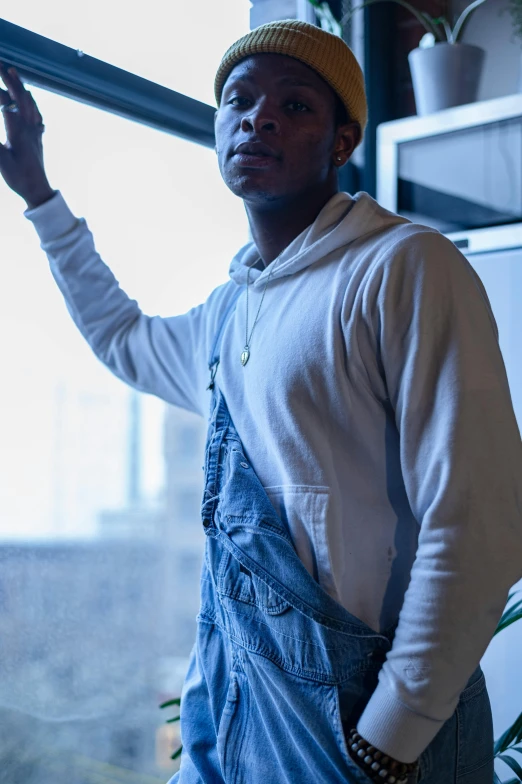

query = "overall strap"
[{"left": 207, "top": 285, "right": 244, "bottom": 391}]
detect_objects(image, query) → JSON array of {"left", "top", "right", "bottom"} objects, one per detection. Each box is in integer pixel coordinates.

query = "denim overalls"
[{"left": 168, "top": 292, "right": 494, "bottom": 784}]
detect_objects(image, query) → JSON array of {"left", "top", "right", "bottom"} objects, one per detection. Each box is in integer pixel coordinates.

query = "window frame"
[{"left": 0, "top": 17, "right": 216, "bottom": 147}]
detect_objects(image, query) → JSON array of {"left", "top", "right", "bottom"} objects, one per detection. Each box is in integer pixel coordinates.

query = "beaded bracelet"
[{"left": 347, "top": 729, "right": 419, "bottom": 784}]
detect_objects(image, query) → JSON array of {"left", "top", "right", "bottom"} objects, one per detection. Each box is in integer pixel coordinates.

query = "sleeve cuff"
[
  {"left": 23, "top": 190, "right": 80, "bottom": 245},
  {"left": 356, "top": 681, "right": 445, "bottom": 764}
]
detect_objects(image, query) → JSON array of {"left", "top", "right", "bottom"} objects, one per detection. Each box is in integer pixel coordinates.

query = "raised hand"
[{"left": 0, "top": 63, "right": 55, "bottom": 208}]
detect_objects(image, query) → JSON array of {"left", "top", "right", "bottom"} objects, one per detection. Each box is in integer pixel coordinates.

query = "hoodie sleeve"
[
  {"left": 356, "top": 229, "right": 522, "bottom": 762},
  {"left": 24, "top": 190, "right": 225, "bottom": 416}
]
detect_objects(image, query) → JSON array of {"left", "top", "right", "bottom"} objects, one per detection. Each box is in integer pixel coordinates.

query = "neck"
[{"left": 245, "top": 183, "right": 339, "bottom": 266}]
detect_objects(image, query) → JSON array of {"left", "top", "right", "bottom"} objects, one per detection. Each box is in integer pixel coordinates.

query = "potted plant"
[
  {"left": 307, "top": 0, "right": 488, "bottom": 114},
  {"left": 506, "top": 0, "right": 522, "bottom": 95},
  {"left": 508, "top": 0, "right": 522, "bottom": 43},
  {"left": 493, "top": 589, "right": 522, "bottom": 783}
]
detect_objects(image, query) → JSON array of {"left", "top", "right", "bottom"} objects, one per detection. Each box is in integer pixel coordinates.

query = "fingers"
[
  {"left": 0, "top": 63, "right": 35, "bottom": 123},
  {"left": 26, "top": 91, "right": 44, "bottom": 126},
  {"left": 0, "top": 80, "right": 14, "bottom": 108},
  {"left": 0, "top": 63, "right": 20, "bottom": 102},
  {"left": 0, "top": 63, "right": 44, "bottom": 130}
]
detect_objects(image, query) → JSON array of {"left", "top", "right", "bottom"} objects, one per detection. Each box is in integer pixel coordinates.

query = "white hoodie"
[{"left": 24, "top": 189, "right": 522, "bottom": 763}]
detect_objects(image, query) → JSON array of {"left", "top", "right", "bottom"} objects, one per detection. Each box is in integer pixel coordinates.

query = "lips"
[{"left": 233, "top": 141, "right": 280, "bottom": 158}]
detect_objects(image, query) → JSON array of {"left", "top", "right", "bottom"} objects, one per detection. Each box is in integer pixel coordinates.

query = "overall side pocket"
[
  {"left": 456, "top": 669, "right": 494, "bottom": 782},
  {"left": 216, "top": 670, "right": 251, "bottom": 784}
]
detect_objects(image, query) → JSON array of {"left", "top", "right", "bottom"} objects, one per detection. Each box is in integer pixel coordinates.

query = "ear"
[{"left": 334, "top": 121, "right": 361, "bottom": 166}]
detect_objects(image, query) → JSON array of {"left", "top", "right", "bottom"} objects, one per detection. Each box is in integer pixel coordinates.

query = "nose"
[{"left": 240, "top": 101, "right": 281, "bottom": 135}]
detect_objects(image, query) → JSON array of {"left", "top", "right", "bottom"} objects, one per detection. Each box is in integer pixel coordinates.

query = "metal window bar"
[{"left": 0, "top": 17, "right": 216, "bottom": 148}]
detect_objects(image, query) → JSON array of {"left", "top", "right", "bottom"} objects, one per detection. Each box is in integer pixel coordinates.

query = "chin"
[
  {"left": 224, "top": 173, "right": 289, "bottom": 203},
  {"left": 220, "top": 158, "right": 286, "bottom": 198},
  {"left": 239, "top": 187, "right": 286, "bottom": 204}
]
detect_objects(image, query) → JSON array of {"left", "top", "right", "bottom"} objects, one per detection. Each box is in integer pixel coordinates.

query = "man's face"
[{"left": 214, "top": 53, "right": 359, "bottom": 205}]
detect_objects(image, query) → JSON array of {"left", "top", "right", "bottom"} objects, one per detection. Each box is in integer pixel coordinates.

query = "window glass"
[
  {"left": 2, "top": 0, "right": 250, "bottom": 106},
  {"left": 0, "top": 78, "right": 248, "bottom": 781}
]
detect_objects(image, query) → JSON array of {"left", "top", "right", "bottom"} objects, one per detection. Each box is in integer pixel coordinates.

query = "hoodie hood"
[{"left": 229, "top": 191, "right": 411, "bottom": 287}]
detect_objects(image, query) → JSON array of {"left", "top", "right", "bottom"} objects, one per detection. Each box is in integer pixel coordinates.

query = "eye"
[
  {"left": 287, "top": 101, "right": 310, "bottom": 112},
  {"left": 227, "top": 96, "right": 251, "bottom": 107}
]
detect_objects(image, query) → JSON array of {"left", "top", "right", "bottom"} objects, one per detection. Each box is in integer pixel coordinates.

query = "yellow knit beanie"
[{"left": 214, "top": 19, "right": 367, "bottom": 143}]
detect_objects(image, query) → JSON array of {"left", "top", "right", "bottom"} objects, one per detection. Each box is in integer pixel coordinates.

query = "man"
[{"left": 1, "top": 19, "right": 522, "bottom": 784}]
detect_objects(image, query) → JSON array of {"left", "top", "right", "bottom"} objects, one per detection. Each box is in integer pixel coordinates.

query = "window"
[
  {"left": 0, "top": 33, "right": 248, "bottom": 783},
  {"left": 2, "top": 0, "right": 250, "bottom": 105}
]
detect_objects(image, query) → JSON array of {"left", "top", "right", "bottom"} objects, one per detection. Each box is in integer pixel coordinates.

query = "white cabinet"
[
  {"left": 466, "top": 247, "right": 522, "bottom": 435},
  {"left": 465, "top": 245, "right": 522, "bottom": 738}
]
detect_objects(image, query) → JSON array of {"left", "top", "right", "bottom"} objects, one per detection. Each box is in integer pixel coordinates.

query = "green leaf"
[
  {"left": 499, "top": 754, "right": 522, "bottom": 779},
  {"left": 440, "top": 17, "right": 454, "bottom": 41},
  {"left": 166, "top": 715, "right": 181, "bottom": 723},
  {"left": 494, "top": 597, "right": 522, "bottom": 634},
  {"left": 315, "top": 1, "right": 343, "bottom": 35},
  {"left": 495, "top": 774, "right": 520, "bottom": 784},
  {"left": 159, "top": 697, "right": 181, "bottom": 709},
  {"left": 506, "top": 597, "right": 522, "bottom": 615},
  {"left": 494, "top": 606, "right": 522, "bottom": 636},
  {"left": 492, "top": 591, "right": 520, "bottom": 622},
  {"left": 306, "top": 0, "right": 343, "bottom": 35},
  {"left": 452, "top": 0, "right": 488, "bottom": 41},
  {"left": 338, "top": 0, "right": 444, "bottom": 40},
  {"left": 170, "top": 745, "right": 183, "bottom": 761},
  {"left": 502, "top": 595, "right": 522, "bottom": 618},
  {"left": 501, "top": 589, "right": 522, "bottom": 614},
  {"left": 495, "top": 711, "right": 522, "bottom": 754}
]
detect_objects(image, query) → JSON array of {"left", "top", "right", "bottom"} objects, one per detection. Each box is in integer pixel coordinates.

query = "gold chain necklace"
[{"left": 241, "top": 261, "right": 277, "bottom": 366}]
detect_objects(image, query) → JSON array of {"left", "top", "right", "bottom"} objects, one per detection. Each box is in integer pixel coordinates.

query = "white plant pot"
[{"left": 408, "top": 42, "right": 485, "bottom": 115}]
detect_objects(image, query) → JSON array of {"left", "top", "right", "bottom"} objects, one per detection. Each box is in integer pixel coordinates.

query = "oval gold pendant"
[{"left": 241, "top": 348, "right": 250, "bottom": 366}]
